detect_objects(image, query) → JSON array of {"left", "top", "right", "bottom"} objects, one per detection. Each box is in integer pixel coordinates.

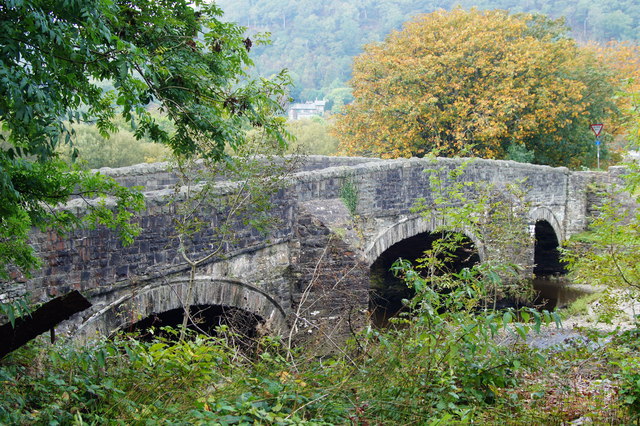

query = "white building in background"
[{"left": 287, "top": 100, "right": 326, "bottom": 120}]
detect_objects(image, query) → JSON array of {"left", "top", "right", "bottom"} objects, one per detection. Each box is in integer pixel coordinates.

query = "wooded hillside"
[{"left": 216, "top": 0, "right": 640, "bottom": 103}]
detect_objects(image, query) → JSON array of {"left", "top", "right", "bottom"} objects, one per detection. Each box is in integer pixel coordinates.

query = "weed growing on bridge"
[{"left": 339, "top": 174, "right": 359, "bottom": 216}]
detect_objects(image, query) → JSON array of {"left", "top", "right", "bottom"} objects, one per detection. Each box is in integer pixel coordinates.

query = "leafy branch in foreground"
[
  {"left": 0, "top": 159, "right": 144, "bottom": 280},
  {"left": 0, "top": 0, "right": 291, "bottom": 279},
  {"left": 380, "top": 257, "right": 558, "bottom": 411},
  {"left": 410, "top": 158, "right": 534, "bottom": 307},
  {"left": 562, "top": 163, "right": 640, "bottom": 321},
  {"left": 170, "top": 135, "right": 299, "bottom": 340}
]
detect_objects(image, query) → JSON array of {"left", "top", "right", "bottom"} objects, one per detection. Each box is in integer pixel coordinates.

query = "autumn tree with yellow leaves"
[
  {"left": 593, "top": 41, "right": 640, "bottom": 149},
  {"left": 334, "top": 9, "right": 620, "bottom": 168}
]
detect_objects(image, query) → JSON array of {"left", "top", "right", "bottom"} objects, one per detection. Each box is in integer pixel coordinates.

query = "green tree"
[
  {"left": 216, "top": 0, "right": 431, "bottom": 101},
  {"left": 0, "top": 0, "right": 290, "bottom": 278},
  {"left": 58, "top": 117, "right": 172, "bottom": 169},
  {"left": 334, "top": 9, "right": 618, "bottom": 168},
  {"left": 216, "top": 0, "right": 640, "bottom": 104},
  {"left": 325, "top": 86, "right": 354, "bottom": 113},
  {"left": 285, "top": 117, "right": 340, "bottom": 155}
]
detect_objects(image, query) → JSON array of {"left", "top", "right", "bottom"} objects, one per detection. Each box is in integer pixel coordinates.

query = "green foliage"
[
  {"left": 609, "top": 329, "right": 640, "bottom": 420},
  {"left": 0, "top": 331, "right": 347, "bottom": 424},
  {"left": 615, "top": 355, "right": 640, "bottom": 418},
  {"left": 0, "top": 331, "right": 237, "bottom": 424},
  {"left": 285, "top": 117, "right": 339, "bottom": 155},
  {"left": 339, "top": 174, "right": 359, "bottom": 216},
  {"left": 373, "top": 259, "right": 554, "bottom": 412},
  {"left": 628, "top": 88, "right": 640, "bottom": 149},
  {"left": 218, "top": 0, "right": 431, "bottom": 101},
  {"left": 0, "top": 1, "right": 290, "bottom": 278},
  {"left": 325, "top": 86, "right": 354, "bottom": 113},
  {"left": 563, "top": 291, "right": 602, "bottom": 317},
  {"left": 0, "top": 296, "right": 31, "bottom": 328},
  {"left": 2, "top": 307, "right": 633, "bottom": 424},
  {"left": 58, "top": 118, "right": 172, "bottom": 169},
  {"left": 457, "top": 0, "right": 640, "bottom": 42},
  {"left": 506, "top": 142, "right": 536, "bottom": 164}
]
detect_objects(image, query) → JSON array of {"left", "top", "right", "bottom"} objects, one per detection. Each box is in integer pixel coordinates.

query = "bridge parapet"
[{"left": 91, "top": 156, "right": 383, "bottom": 193}]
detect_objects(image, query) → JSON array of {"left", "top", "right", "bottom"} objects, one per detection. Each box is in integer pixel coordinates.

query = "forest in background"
[{"left": 216, "top": 0, "right": 640, "bottom": 104}]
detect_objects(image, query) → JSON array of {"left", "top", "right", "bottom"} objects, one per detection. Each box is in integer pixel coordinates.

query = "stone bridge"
[{"left": 10, "top": 156, "right": 623, "bottom": 346}]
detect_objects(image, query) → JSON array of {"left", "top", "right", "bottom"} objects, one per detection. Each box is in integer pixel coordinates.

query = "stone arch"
[
  {"left": 364, "top": 215, "right": 486, "bottom": 266},
  {"left": 529, "top": 208, "right": 566, "bottom": 277},
  {"left": 529, "top": 207, "right": 564, "bottom": 243},
  {"left": 367, "top": 216, "right": 483, "bottom": 327},
  {"left": 74, "top": 277, "right": 289, "bottom": 340}
]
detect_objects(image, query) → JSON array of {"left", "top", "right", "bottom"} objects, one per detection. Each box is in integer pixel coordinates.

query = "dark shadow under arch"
[
  {"left": 533, "top": 220, "right": 566, "bottom": 277},
  {"left": 121, "top": 304, "right": 265, "bottom": 345},
  {"left": 369, "top": 230, "right": 480, "bottom": 327}
]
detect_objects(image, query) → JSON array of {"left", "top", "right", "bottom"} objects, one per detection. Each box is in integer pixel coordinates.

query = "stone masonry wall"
[
  {"left": 26, "top": 184, "right": 296, "bottom": 304},
  {"left": 92, "top": 156, "right": 382, "bottom": 193},
  {"left": 290, "top": 206, "right": 369, "bottom": 352},
  {"left": 6, "top": 156, "right": 619, "bottom": 341}
]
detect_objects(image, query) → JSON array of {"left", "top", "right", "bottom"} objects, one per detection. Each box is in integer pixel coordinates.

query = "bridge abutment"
[{"left": 289, "top": 200, "right": 369, "bottom": 352}]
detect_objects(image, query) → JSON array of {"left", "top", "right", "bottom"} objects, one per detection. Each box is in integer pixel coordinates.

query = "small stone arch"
[
  {"left": 529, "top": 207, "right": 564, "bottom": 243},
  {"left": 364, "top": 215, "right": 486, "bottom": 266},
  {"left": 530, "top": 213, "right": 567, "bottom": 277},
  {"left": 74, "top": 277, "right": 289, "bottom": 340}
]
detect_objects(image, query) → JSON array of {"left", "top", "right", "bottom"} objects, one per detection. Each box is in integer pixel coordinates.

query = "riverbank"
[{"left": 486, "top": 288, "right": 640, "bottom": 424}]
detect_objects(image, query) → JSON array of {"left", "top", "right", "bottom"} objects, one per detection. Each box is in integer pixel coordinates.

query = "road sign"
[
  {"left": 590, "top": 124, "right": 604, "bottom": 137},
  {"left": 596, "top": 139, "right": 601, "bottom": 146}
]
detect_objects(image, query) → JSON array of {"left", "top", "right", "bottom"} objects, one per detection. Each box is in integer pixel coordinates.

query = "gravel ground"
[{"left": 525, "top": 289, "right": 640, "bottom": 349}]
